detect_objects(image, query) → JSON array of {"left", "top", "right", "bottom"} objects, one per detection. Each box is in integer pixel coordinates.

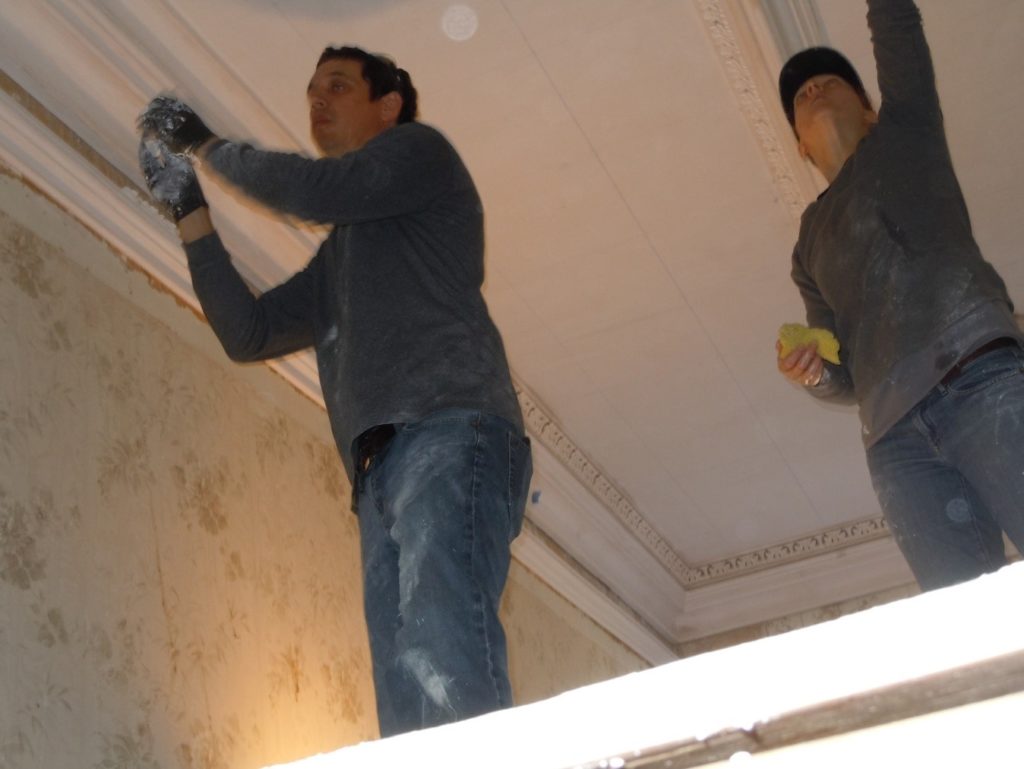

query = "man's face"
[
  {"left": 307, "top": 58, "right": 393, "bottom": 157},
  {"left": 792, "top": 73, "right": 872, "bottom": 140}
]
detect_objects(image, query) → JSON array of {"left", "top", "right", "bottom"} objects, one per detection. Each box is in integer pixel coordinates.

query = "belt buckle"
[
  {"left": 356, "top": 423, "right": 396, "bottom": 474},
  {"left": 941, "top": 338, "right": 1017, "bottom": 386}
]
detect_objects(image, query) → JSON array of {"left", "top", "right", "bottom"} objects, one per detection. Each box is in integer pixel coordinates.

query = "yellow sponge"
[{"left": 778, "top": 323, "right": 841, "bottom": 364}]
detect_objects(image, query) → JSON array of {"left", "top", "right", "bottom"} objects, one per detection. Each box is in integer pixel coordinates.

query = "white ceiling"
[{"left": 2, "top": 0, "right": 1022, "bottom": 661}]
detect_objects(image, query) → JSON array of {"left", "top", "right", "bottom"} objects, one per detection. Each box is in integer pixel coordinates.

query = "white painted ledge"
[{"left": 265, "top": 561, "right": 1024, "bottom": 769}]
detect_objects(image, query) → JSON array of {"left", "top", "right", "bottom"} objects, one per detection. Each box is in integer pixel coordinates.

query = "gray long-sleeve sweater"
[
  {"left": 184, "top": 121, "right": 523, "bottom": 479},
  {"left": 791, "top": 0, "right": 1022, "bottom": 447}
]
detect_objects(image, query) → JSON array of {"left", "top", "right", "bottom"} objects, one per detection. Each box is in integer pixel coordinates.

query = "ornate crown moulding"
[
  {"left": 516, "top": 382, "right": 890, "bottom": 589},
  {"left": 695, "top": 0, "right": 821, "bottom": 220}
]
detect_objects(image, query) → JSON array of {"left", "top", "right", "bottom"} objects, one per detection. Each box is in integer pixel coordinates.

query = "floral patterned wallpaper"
[{"left": 0, "top": 170, "right": 645, "bottom": 769}]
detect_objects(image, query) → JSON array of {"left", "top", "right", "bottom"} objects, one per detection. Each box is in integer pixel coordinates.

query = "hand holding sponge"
[{"left": 778, "top": 323, "right": 841, "bottom": 365}]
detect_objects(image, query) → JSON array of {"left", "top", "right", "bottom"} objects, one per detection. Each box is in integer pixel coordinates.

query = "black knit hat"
[{"left": 779, "top": 46, "right": 869, "bottom": 126}]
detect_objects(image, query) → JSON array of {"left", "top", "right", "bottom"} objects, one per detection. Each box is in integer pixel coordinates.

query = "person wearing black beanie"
[
  {"left": 778, "top": 46, "right": 871, "bottom": 130},
  {"left": 775, "top": 0, "right": 1024, "bottom": 590}
]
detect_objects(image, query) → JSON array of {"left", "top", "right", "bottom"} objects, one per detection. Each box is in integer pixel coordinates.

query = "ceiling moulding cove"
[
  {"left": 0, "top": 71, "right": 325, "bottom": 406},
  {"left": 0, "top": 77, "right": 190, "bottom": 309},
  {"left": 696, "top": 0, "right": 824, "bottom": 219},
  {"left": 0, "top": 0, "right": 322, "bottom": 288},
  {"left": 523, "top": 432, "right": 688, "bottom": 644},
  {"left": 673, "top": 536, "right": 915, "bottom": 641},
  {"left": 517, "top": 383, "right": 692, "bottom": 585},
  {"left": 513, "top": 519, "right": 678, "bottom": 666},
  {"left": 43, "top": 0, "right": 304, "bottom": 151}
]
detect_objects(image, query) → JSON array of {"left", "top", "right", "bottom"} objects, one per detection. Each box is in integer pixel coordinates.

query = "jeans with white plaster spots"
[
  {"left": 868, "top": 344, "right": 1024, "bottom": 590},
  {"left": 355, "top": 409, "right": 532, "bottom": 737}
]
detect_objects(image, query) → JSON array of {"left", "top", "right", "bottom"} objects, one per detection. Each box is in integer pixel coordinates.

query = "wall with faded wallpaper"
[{"left": 0, "top": 169, "right": 645, "bottom": 769}]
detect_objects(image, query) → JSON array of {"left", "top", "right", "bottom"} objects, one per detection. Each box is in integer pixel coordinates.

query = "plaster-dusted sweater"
[
  {"left": 791, "top": 0, "right": 1022, "bottom": 447},
  {"left": 184, "top": 122, "right": 523, "bottom": 479}
]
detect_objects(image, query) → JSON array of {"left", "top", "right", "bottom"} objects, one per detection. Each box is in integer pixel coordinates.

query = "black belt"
[
  {"left": 354, "top": 423, "right": 397, "bottom": 473},
  {"left": 940, "top": 338, "right": 1019, "bottom": 385}
]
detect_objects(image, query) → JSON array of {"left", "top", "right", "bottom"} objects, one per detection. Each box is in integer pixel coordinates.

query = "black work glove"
[
  {"left": 138, "top": 95, "right": 214, "bottom": 156},
  {"left": 138, "top": 135, "right": 207, "bottom": 221}
]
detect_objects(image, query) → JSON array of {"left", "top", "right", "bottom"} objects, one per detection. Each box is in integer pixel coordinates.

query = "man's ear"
[
  {"left": 380, "top": 91, "right": 403, "bottom": 124},
  {"left": 797, "top": 138, "right": 817, "bottom": 167}
]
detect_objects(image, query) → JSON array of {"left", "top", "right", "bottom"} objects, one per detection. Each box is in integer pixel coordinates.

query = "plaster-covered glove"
[
  {"left": 138, "top": 95, "right": 214, "bottom": 156},
  {"left": 138, "top": 135, "right": 207, "bottom": 221}
]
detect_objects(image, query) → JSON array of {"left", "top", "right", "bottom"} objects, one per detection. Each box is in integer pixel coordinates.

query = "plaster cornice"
[
  {"left": 518, "top": 380, "right": 890, "bottom": 588},
  {"left": 695, "top": 0, "right": 824, "bottom": 219}
]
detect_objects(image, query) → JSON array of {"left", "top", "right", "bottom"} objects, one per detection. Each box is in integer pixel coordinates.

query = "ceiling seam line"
[
  {"left": 493, "top": 0, "right": 725, "bottom": 575},
  {"left": 496, "top": 0, "right": 826, "bottom": 534},
  {"left": 693, "top": 0, "right": 840, "bottom": 518},
  {"left": 496, "top": 0, "right": 700, "bottom": 312}
]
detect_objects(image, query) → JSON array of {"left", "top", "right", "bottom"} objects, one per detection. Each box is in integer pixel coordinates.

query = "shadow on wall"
[
  {"left": 0, "top": 167, "right": 647, "bottom": 769},
  {"left": 0, "top": 174, "right": 377, "bottom": 768}
]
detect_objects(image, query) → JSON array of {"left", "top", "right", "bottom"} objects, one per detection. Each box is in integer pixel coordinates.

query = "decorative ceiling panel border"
[
  {"left": 695, "top": 0, "right": 823, "bottom": 219},
  {"left": 517, "top": 384, "right": 692, "bottom": 582},
  {"left": 517, "top": 381, "right": 890, "bottom": 588},
  {"left": 688, "top": 516, "right": 890, "bottom": 586}
]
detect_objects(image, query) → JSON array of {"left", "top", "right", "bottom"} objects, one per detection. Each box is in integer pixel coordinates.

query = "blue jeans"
[
  {"left": 354, "top": 409, "right": 532, "bottom": 737},
  {"left": 867, "top": 344, "right": 1024, "bottom": 590}
]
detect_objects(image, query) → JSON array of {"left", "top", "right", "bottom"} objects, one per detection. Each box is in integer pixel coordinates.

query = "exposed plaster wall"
[{"left": 0, "top": 168, "right": 644, "bottom": 769}]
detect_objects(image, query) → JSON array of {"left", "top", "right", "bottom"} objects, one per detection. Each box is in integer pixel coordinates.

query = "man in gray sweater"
[
  {"left": 138, "top": 46, "right": 531, "bottom": 737},
  {"left": 776, "top": 0, "right": 1024, "bottom": 590}
]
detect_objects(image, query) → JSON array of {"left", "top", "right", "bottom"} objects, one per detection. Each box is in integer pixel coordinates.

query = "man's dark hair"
[
  {"left": 779, "top": 46, "right": 873, "bottom": 131},
  {"left": 317, "top": 45, "right": 419, "bottom": 124}
]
